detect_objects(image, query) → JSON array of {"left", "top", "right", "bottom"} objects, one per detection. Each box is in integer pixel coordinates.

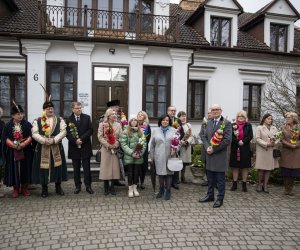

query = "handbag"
[
  {"left": 95, "top": 149, "right": 101, "bottom": 162},
  {"left": 167, "top": 157, "right": 183, "bottom": 171},
  {"left": 273, "top": 149, "right": 281, "bottom": 158}
]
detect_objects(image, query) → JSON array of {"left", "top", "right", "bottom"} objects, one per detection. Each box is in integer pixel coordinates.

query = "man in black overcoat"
[{"left": 66, "top": 102, "right": 94, "bottom": 194}]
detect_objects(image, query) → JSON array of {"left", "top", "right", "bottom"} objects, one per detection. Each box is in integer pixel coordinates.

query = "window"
[
  {"left": 270, "top": 23, "right": 288, "bottom": 52},
  {"left": 128, "top": 0, "right": 153, "bottom": 32},
  {"left": 46, "top": 63, "right": 77, "bottom": 118},
  {"left": 143, "top": 67, "right": 171, "bottom": 119},
  {"left": 210, "top": 17, "right": 231, "bottom": 47},
  {"left": 243, "top": 83, "right": 261, "bottom": 121},
  {"left": 187, "top": 81, "right": 205, "bottom": 120},
  {"left": 0, "top": 74, "right": 26, "bottom": 121}
]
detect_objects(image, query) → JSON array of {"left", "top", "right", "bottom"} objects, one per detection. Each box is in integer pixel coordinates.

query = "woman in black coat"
[{"left": 229, "top": 110, "right": 253, "bottom": 192}]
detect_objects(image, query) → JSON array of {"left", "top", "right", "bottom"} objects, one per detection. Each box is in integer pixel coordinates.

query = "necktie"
[
  {"left": 213, "top": 120, "right": 217, "bottom": 128},
  {"left": 76, "top": 116, "right": 80, "bottom": 123}
]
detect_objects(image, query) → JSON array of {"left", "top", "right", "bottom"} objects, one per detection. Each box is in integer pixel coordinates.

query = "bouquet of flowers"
[
  {"left": 104, "top": 123, "right": 116, "bottom": 154},
  {"left": 133, "top": 137, "right": 145, "bottom": 158},
  {"left": 210, "top": 121, "right": 226, "bottom": 146},
  {"left": 171, "top": 134, "right": 180, "bottom": 152},
  {"left": 172, "top": 120, "right": 179, "bottom": 129},
  {"left": 290, "top": 127, "right": 299, "bottom": 145},
  {"left": 69, "top": 122, "right": 81, "bottom": 148},
  {"left": 120, "top": 112, "right": 128, "bottom": 129},
  {"left": 13, "top": 124, "right": 23, "bottom": 146},
  {"left": 232, "top": 120, "right": 239, "bottom": 138},
  {"left": 182, "top": 126, "right": 192, "bottom": 148},
  {"left": 41, "top": 111, "right": 51, "bottom": 137}
]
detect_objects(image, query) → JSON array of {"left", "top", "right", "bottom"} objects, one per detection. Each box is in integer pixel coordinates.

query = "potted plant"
[{"left": 190, "top": 144, "right": 205, "bottom": 184}]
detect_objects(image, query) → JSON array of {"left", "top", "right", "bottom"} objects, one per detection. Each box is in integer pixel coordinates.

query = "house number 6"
[{"left": 33, "top": 74, "right": 38, "bottom": 81}]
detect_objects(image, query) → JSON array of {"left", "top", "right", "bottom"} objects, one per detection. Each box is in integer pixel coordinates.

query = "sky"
[{"left": 170, "top": 0, "right": 300, "bottom": 26}]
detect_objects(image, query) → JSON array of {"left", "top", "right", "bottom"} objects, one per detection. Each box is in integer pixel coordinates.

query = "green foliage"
[
  {"left": 191, "top": 144, "right": 204, "bottom": 168},
  {"left": 248, "top": 168, "right": 258, "bottom": 184}
]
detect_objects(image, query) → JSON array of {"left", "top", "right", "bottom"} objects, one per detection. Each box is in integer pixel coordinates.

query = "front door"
[{"left": 92, "top": 66, "right": 128, "bottom": 149}]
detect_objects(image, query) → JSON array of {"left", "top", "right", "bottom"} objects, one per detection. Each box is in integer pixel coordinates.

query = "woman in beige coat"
[
  {"left": 255, "top": 113, "right": 279, "bottom": 193},
  {"left": 98, "top": 108, "right": 122, "bottom": 195},
  {"left": 279, "top": 112, "right": 300, "bottom": 196}
]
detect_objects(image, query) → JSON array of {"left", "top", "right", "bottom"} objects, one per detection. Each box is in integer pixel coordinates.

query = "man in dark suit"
[
  {"left": 66, "top": 102, "right": 94, "bottom": 194},
  {"left": 199, "top": 104, "right": 232, "bottom": 208}
]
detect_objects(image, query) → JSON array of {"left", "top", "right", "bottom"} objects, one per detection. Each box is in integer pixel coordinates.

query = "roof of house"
[{"left": 0, "top": 0, "right": 299, "bottom": 55}]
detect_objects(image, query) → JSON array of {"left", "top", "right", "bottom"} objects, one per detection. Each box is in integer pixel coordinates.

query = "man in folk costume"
[
  {"left": 66, "top": 102, "right": 94, "bottom": 194},
  {"left": 32, "top": 92, "right": 68, "bottom": 198},
  {"left": 2, "top": 103, "right": 33, "bottom": 198},
  {"left": 199, "top": 104, "right": 232, "bottom": 208}
]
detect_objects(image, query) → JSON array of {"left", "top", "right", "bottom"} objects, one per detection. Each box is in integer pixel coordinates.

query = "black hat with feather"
[
  {"left": 11, "top": 100, "right": 24, "bottom": 115},
  {"left": 40, "top": 83, "right": 54, "bottom": 109}
]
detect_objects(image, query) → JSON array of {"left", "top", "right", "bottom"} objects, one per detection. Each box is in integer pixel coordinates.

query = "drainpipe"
[
  {"left": 187, "top": 50, "right": 194, "bottom": 110},
  {"left": 18, "top": 39, "right": 28, "bottom": 118}
]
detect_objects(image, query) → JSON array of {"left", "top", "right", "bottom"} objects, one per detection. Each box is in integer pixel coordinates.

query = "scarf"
[
  {"left": 237, "top": 120, "right": 246, "bottom": 141},
  {"left": 40, "top": 143, "right": 62, "bottom": 169},
  {"left": 161, "top": 126, "right": 169, "bottom": 136}
]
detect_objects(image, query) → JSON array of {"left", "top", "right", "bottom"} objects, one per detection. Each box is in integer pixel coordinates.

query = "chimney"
[{"left": 179, "top": 0, "right": 205, "bottom": 11}]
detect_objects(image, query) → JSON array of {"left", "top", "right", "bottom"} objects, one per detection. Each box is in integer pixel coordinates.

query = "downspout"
[
  {"left": 18, "top": 39, "right": 28, "bottom": 118},
  {"left": 187, "top": 50, "right": 194, "bottom": 112}
]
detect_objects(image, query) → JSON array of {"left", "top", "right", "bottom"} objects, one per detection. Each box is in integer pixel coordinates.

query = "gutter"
[{"left": 18, "top": 39, "right": 28, "bottom": 119}]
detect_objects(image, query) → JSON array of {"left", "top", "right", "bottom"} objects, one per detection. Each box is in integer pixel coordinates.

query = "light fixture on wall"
[{"left": 109, "top": 48, "right": 115, "bottom": 54}]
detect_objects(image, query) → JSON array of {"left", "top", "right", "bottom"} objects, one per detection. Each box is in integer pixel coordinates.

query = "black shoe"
[
  {"left": 55, "top": 183, "right": 65, "bottom": 195},
  {"left": 230, "top": 181, "right": 237, "bottom": 191},
  {"left": 164, "top": 189, "right": 171, "bottom": 200},
  {"left": 104, "top": 181, "right": 109, "bottom": 196},
  {"left": 110, "top": 187, "right": 116, "bottom": 195},
  {"left": 213, "top": 200, "right": 223, "bottom": 208},
  {"left": 156, "top": 187, "right": 164, "bottom": 199},
  {"left": 201, "top": 181, "right": 208, "bottom": 187},
  {"left": 114, "top": 181, "right": 125, "bottom": 187},
  {"left": 86, "top": 187, "right": 94, "bottom": 194},
  {"left": 242, "top": 182, "right": 247, "bottom": 192},
  {"left": 140, "top": 183, "right": 145, "bottom": 190},
  {"left": 199, "top": 195, "right": 214, "bottom": 202},
  {"left": 41, "top": 185, "right": 48, "bottom": 198},
  {"left": 171, "top": 184, "right": 179, "bottom": 190},
  {"left": 74, "top": 187, "right": 81, "bottom": 194}
]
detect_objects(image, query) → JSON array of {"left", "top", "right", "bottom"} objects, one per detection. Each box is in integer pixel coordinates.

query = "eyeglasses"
[
  {"left": 169, "top": 110, "right": 176, "bottom": 112},
  {"left": 238, "top": 116, "right": 245, "bottom": 118},
  {"left": 211, "top": 109, "right": 221, "bottom": 111},
  {"left": 73, "top": 107, "right": 82, "bottom": 110}
]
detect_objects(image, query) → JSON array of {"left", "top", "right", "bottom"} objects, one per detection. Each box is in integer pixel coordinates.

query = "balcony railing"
[{"left": 37, "top": 3, "right": 180, "bottom": 43}]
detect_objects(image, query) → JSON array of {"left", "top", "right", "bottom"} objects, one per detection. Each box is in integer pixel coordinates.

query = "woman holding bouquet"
[
  {"left": 279, "top": 112, "right": 300, "bottom": 196},
  {"left": 150, "top": 114, "right": 177, "bottom": 200},
  {"left": 137, "top": 111, "right": 151, "bottom": 189},
  {"left": 177, "top": 111, "right": 193, "bottom": 183},
  {"left": 2, "top": 104, "right": 33, "bottom": 197},
  {"left": 120, "top": 114, "right": 146, "bottom": 198},
  {"left": 255, "top": 113, "right": 279, "bottom": 193},
  {"left": 98, "top": 108, "right": 122, "bottom": 195},
  {"left": 229, "top": 110, "right": 253, "bottom": 192}
]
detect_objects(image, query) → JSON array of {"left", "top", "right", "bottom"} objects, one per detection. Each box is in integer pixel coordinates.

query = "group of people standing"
[{"left": 0, "top": 98, "right": 299, "bottom": 206}]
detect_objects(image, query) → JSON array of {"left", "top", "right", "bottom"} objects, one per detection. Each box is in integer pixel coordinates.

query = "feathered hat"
[
  {"left": 106, "top": 99, "right": 120, "bottom": 108},
  {"left": 40, "top": 83, "right": 54, "bottom": 109},
  {"left": 11, "top": 100, "right": 24, "bottom": 115}
]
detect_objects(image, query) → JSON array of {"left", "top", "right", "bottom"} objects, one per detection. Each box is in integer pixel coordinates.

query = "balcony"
[{"left": 37, "top": 3, "right": 180, "bottom": 43}]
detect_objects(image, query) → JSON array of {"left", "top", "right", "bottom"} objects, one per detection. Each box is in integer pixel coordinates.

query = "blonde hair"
[
  {"left": 127, "top": 118, "right": 143, "bottom": 137},
  {"left": 104, "top": 108, "right": 116, "bottom": 121},
  {"left": 286, "top": 112, "right": 299, "bottom": 124},
  {"left": 236, "top": 110, "right": 248, "bottom": 122},
  {"left": 0, "top": 107, "right": 3, "bottom": 118},
  {"left": 138, "top": 110, "right": 149, "bottom": 124}
]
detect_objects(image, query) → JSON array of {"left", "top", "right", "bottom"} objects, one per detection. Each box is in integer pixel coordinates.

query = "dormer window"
[
  {"left": 210, "top": 17, "right": 231, "bottom": 47},
  {"left": 270, "top": 23, "right": 288, "bottom": 52}
]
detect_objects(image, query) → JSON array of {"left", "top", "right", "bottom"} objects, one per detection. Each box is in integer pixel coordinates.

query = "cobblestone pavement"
[{"left": 0, "top": 171, "right": 300, "bottom": 250}]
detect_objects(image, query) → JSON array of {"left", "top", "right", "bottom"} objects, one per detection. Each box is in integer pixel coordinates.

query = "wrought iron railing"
[{"left": 37, "top": 3, "right": 180, "bottom": 42}]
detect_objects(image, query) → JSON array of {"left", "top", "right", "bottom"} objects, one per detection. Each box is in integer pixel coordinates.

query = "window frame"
[
  {"left": 270, "top": 23, "right": 288, "bottom": 52},
  {"left": 243, "top": 83, "right": 262, "bottom": 121},
  {"left": 210, "top": 16, "right": 231, "bottom": 47},
  {"left": 143, "top": 66, "right": 171, "bottom": 120},
  {"left": 0, "top": 73, "right": 27, "bottom": 122},
  {"left": 187, "top": 80, "right": 205, "bottom": 121},
  {"left": 46, "top": 62, "right": 78, "bottom": 119}
]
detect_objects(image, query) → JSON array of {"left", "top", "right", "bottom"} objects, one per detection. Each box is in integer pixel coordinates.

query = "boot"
[
  {"left": 256, "top": 182, "right": 263, "bottom": 192},
  {"left": 55, "top": 183, "right": 65, "bottom": 195},
  {"left": 128, "top": 185, "right": 134, "bottom": 198},
  {"left": 110, "top": 181, "right": 116, "bottom": 195},
  {"left": 22, "top": 184, "right": 30, "bottom": 196},
  {"left": 242, "top": 182, "right": 247, "bottom": 192},
  {"left": 104, "top": 181, "right": 109, "bottom": 196},
  {"left": 288, "top": 178, "right": 295, "bottom": 196},
  {"left": 41, "top": 184, "right": 48, "bottom": 198},
  {"left": 181, "top": 166, "right": 186, "bottom": 183},
  {"left": 156, "top": 186, "right": 164, "bottom": 199},
  {"left": 230, "top": 181, "right": 237, "bottom": 191},
  {"left": 133, "top": 185, "right": 139, "bottom": 197},
  {"left": 12, "top": 186, "right": 19, "bottom": 198},
  {"left": 164, "top": 189, "right": 171, "bottom": 200}
]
